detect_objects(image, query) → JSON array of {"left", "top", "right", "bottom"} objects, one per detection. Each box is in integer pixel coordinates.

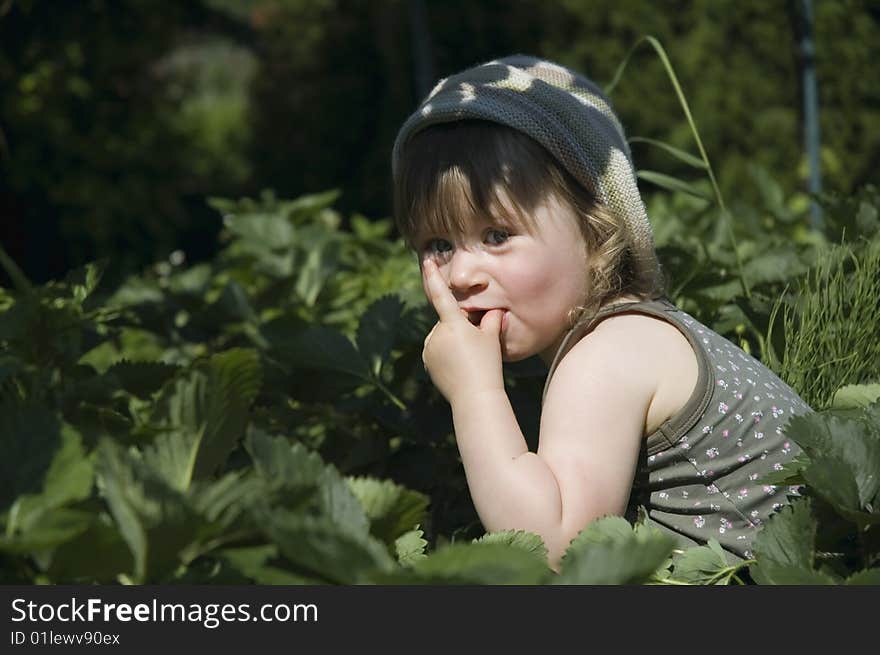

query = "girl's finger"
[{"left": 422, "top": 259, "right": 460, "bottom": 322}]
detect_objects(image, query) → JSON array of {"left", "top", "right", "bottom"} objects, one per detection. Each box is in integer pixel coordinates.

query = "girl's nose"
[{"left": 446, "top": 249, "right": 488, "bottom": 294}]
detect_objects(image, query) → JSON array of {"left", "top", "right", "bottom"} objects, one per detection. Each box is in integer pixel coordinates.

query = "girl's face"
[{"left": 415, "top": 190, "right": 590, "bottom": 365}]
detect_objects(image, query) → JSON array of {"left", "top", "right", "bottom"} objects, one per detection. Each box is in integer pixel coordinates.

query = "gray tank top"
[{"left": 542, "top": 296, "right": 813, "bottom": 561}]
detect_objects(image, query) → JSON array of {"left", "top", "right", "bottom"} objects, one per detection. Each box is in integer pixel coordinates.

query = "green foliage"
[
  {"left": 555, "top": 517, "right": 676, "bottom": 585},
  {"left": 1, "top": 182, "right": 879, "bottom": 584},
  {"left": 663, "top": 540, "right": 751, "bottom": 586},
  {"left": 778, "top": 235, "right": 880, "bottom": 409},
  {"left": 2, "top": 30, "right": 879, "bottom": 583},
  {"left": 751, "top": 396, "right": 880, "bottom": 584}
]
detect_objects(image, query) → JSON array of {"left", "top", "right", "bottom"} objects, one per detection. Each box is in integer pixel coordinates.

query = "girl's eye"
[
  {"left": 486, "top": 228, "right": 510, "bottom": 245},
  {"left": 425, "top": 238, "right": 453, "bottom": 255}
]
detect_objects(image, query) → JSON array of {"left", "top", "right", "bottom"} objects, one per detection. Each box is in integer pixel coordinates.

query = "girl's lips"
[
  {"left": 462, "top": 308, "right": 510, "bottom": 329},
  {"left": 466, "top": 310, "right": 487, "bottom": 326}
]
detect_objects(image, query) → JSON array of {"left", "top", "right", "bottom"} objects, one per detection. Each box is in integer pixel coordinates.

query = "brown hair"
[{"left": 393, "top": 120, "right": 666, "bottom": 322}]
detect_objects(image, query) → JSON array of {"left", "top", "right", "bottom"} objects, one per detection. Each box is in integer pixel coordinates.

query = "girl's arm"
[
  {"left": 420, "top": 259, "right": 656, "bottom": 569},
  {"left": 449, "top": 319, "right": 655, "bottom": 568}
]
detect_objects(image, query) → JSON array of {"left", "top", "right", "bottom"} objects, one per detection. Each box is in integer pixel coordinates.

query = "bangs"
[{"left": 394, "top": 121, "right": 573, "bottom": 245}]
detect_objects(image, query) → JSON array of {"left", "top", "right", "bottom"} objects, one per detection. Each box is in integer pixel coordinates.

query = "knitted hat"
[{"left": 392, "top": 54, "right": 658, "bottom": 282}]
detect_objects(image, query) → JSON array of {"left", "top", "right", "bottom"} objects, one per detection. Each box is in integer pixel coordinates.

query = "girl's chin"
[{"left": 500, "top": 339, "right": 534, "bottom": 363}]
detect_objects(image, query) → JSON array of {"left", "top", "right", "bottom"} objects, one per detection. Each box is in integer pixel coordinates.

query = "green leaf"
[
  {"left": 756, "top": 453, "right": 810, "bottom": 486},
  {"left": 285, "top": 189, "right": 342, "bottom": 223},
  {"left": 246, "top": 427, "right": 326, "bottom": 489},
  {"left": 832, "top": 384, "right": 880, "bottom": 410},
  {"left": 31, "top": 424, "right": 92, "bottom": 508},
  {"left": 166, "top": 263, "right": 213, "bottom": 296},
  {"left": 224, "top": 213, "right": 295, "bottom": 249},
  {"left": 147, "top": 349, "right": 261, "bottom": 489},
  {"left": 106, "top": 360, "right": 181, "bottom": 399},
  {"left": 637, "top": 170, "right": 712, "bottom": 201},
  {"left": 669, "top": 540, "right": 734, "bottom": 585},
  {"left": 0, "top": 404, "right": 64, "bottom": 510},
  {"left": 787, "top": 408, "right": 880, "bottom": 515},
  {"left": 96, "top": 440, "right": 206, "bottom": 583},
  {"left": 295, "top": 227, "right": 340, "bottom": 307},
  {"left": 108, "top": 276, "right": 164, "bottom": 306},
  {"left": 262, "top": 512, "right": 395, "bottom": 584},
  {"left": 742, "top": 250, "right": 808, "bottom": 286},
  {"left": 271, "top": 326, "right": 370, "bottom": 379},
  {"left": 473, "top": 530, "right": 549, "bottom": 562},
  {"left": 411, "top": 542, "right": 552, "bottom": 584},
  {"left": 210, "top": 280, "right": 258, "bottom": 323},
  {"left": 246, "top": 429, "right": 370, "bottom": 537},
  {"left": 628, "top": 136, "right": 707, "bottom": 169},
  {"left": 346, "top": 476, "right": 429, "bottom": 546},
  {"left": 218, "top": 545, "right": 321, "bottom": 584},
  {"left": 46, "top": 514, "right": 133, "bottom": 583},
  {"left": 752, "top": 497, "right": 815, "bottom": 569},
  {"left": 802, "top": 457, "right": 863, "bottom": 515},
  {"left": 188, "top": 470, "right": 264, "bottom": 531},
  {"left": 750, "top": 497, "right": 836, "bottom": 584},
  {"left": 845, "top": 569, "right": 880, "bottom": 585},
  {"left": 394, "top": 526, "right": 428, "bottom": 566},
  {"left": 9, "top": 424, "right": 93, "bottom": 535},
  {"left": 555, "top": 517, "right": 676, "bottom": 584},
  {"left": 0, "top": 507, "right": 92, "bottom": 553},
  {"left": 64, "top": 260, "right": 106, "bottom": 304},
  {"left": 356, "top": 295, "right": 404, "bottom": 377},
  {"left": 563, "top": 515, "right": 634, "bottom": 548}
]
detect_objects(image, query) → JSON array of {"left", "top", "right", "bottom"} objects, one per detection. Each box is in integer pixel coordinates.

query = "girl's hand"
[{"left": 422, "top": 259, "right": 505, "bottom": 404}]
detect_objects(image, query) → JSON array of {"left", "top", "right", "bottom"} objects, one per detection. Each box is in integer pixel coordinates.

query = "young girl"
[{"left": 390, "top": 55, "right": 812, "bottom": 571}]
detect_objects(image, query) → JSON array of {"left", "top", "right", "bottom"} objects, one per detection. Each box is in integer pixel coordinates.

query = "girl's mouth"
[{"left": 467, "top": 310, "right": 487, "bottom": 326}]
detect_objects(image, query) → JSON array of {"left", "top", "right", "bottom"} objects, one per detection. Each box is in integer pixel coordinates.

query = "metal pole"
[
  {"left": 799, "top": 0, "right": 824, "bottom": 231},
  {"left": 408, "top": 0, "right": 434, "bottom": 101}
]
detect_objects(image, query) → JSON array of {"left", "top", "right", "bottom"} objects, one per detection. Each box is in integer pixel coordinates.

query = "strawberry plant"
[{"left": 1, "top": 184, "right": 878, "bottom": 584}]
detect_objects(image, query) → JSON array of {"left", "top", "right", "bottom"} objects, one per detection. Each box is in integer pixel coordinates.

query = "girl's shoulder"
[
  {"left": 558, "top": 309, "right": 700, "bottom": 437},
  {"left": 591, "top": 311, "right": 700, "bottom": 436}
]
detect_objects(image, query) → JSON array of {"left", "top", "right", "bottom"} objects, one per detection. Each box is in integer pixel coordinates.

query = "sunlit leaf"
[
  {"left": 411, "top": 542, "right": 552, "bottom": 584},
  {"left": 246, "top": 428, "right": 370, "bottom": 536},
  {"left": 224, "top": 213, "right": 295, "bottom": 249},
  {"left": 9, "top": 424, "right": 93, "bottom": 534},
  {"left": 555, "top": 518, "right": 675, "bottom": 585},
  {"left": 474, "top": 530, "right": 549, "bottom": 562},
  {"left": 395, "top": 526, "right": 428, "bottom": 567},
  {"left": 96, "top": 440, "right": 206, "bottom": 583},
  {"left": 0, "top": 507, "right": 92, "bottom": 553},
  {"left": 832, "top": 384, "right": 880, "bottom": 410},
  {"left": 65, "top": 260, "right": 106, "bottom": 304},
  {"left": 669, "top": 539, "right": 734, "bottom": 585},
  {"left": 845, "top": 568, "right": 880, "bottom": 585},
  {"left": 147, "top": 349, "right": 261, "bottom": 489},
  {"left": 346, "top": 476, "right": 428, "bottom": 545}
]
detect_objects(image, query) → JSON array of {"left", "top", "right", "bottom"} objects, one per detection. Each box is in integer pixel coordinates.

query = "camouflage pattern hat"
[{"left": 392, "top": 54, "right": 658, "bottom": 282}]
